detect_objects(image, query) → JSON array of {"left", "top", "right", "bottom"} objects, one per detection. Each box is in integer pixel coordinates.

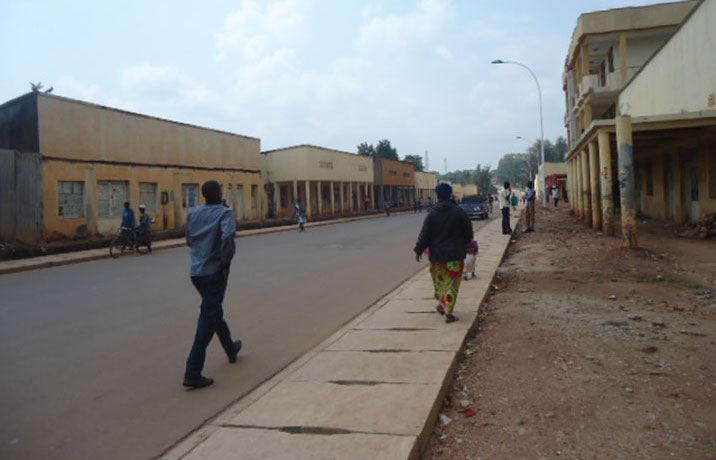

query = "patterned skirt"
[{"left": 430, "top": 260, "right": 464, "bottom": 314}]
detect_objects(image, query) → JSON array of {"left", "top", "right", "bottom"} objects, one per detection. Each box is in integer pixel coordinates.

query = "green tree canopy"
[
  {"left": 356, "top": 142, "right": 375, "bottom": 157},
  {"left": 375, "top": 139, "right": 398, "bottom": 159},
  {"left": 474, "top": 163, "right": 496, "bottom": 194},
  {"left": 497, "top": 153, "right": 532, "bottom": 188},
  {"left": 403, "top": 154, "right": 424, "bottom": 172}
]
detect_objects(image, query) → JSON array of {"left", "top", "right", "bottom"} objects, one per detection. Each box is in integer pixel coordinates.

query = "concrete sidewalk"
[
  {"left": 0, "top": 211, "right": 413, "bottom": 276},
  {"left": 162, "top": 212, "right": 520, "bottom": 460}
]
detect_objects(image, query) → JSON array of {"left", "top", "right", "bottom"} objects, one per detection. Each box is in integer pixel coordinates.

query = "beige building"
[
  {"left": 262, "top": 145, "right": 375, "bottom": 219},
  {"left": 537, "top": 162, "right": 568, "bottom": 202},
  {"left": 564, "top": 0, "right": 716, "bottom": 246},
  {"left": 451, "top": 183, "right": 478, "bottom": 201},
  {"left": 0, "top": 92, "right": 264, "bottom": 242},
  {"left": 415, "top": 171, "right": 438, "bottom": 204}
]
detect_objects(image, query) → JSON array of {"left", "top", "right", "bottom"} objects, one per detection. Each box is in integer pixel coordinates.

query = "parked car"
[{"left": 459, "top": 195, "right": 488, "bottom": 220}]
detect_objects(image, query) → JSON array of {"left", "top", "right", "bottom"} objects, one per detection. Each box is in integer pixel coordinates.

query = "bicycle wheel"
[{"left": 109, "top": 235, "right": 124, "bottom": 258}]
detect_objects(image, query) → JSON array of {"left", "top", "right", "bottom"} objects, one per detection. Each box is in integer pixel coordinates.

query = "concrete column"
[
  {"left": 173, "top": 173, "right": 182, "bottom": 229},
  {"left": 330, "top": 182, "right": 335, "bottom": 214},
  {"left": 305, "top": 180, "right": 311, "bottom": 219},
  {"left": 348, "top": 182, "right": 354, "bottom": 211},
  {"left": 580, "top": 149, "right": 592, "bottom": 227},
  {"left": 292, "top": 180, "right": 298, "bottom": 207},
  {"left": 317, "top": 181, "right": 322, "bottom": 216},
  {"left": 598, "top": 131, "right": 615, "bottom": 236},
  {"left": 569, "top": 159, "right": 576, "bottom": 214},
  {"left": 588, "top": 141, "right": 601, "bottom": 230},
  {"left": 339, "top": 182, "right": 345, "bottom": 212},
  {"left": 84, "top": 168, "right": 97, "bottom": 236},
  {"left": 574, "top": 158, "right": 581, "bottom": 218},
  {"left": 616, "top": 115, "right": 637, "bottom": 248}
]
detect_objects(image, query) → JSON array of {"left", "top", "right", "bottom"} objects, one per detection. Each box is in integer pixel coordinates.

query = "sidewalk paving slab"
[{"left": 162, "top": 211, "right": 520, "bottom": 460}]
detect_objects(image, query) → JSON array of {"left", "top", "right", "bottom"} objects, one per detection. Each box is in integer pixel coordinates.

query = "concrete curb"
[
  {"left": 159, "top": 210, "right": 522, "bottom": 460},
  {"left": 0, "top": 211, "right": 414, "bottom": 276}
]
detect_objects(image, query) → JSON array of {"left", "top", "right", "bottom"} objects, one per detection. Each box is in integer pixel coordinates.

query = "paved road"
[{"left": 0, "top": 212, "right": 492, "bottom": 460}]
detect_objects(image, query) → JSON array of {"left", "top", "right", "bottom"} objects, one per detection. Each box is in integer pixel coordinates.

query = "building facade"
[
  {"left": 564, "top": 0, "right": 715, "bottom": 245},
  {"left": 373, "top": 157, "right": 417, "bottom": 209},
  {"left": 0, "top": 92, "right": 264, "bottom": 242},
  {"left": 262, "top": 145, "right": 375, "bottom": 219},
  {"left": 415, "top": 171, "right": 438, "bottom": 204}
]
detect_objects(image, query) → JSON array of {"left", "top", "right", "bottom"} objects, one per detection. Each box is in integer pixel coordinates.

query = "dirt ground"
[{"left": 426, "top": 206, "right": 716, "bottom": 459}]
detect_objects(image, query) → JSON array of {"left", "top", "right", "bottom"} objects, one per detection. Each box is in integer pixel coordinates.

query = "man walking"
[
  {"left": 499, "top": 182, "right": 512, "bottom": 235},
  {"left": 121, "top": 201, "right": 136, "bottom": 249},
  {"left": 524, "top": 181, "right": 536, "bottom": 232},
  {"left": 137, "top": 204, "right": 153, "bottom": 253},
  {"left": 183, "top": 181, "right": 242, "bottom": 389}
]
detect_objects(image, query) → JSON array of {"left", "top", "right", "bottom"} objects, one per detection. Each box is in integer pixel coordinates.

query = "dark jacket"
[{"left": 414, "top": 200, "right": 474, "bottom": 262}]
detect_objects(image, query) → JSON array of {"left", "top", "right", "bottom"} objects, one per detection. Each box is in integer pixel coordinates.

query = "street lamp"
[{"left": 492, "top": 59, "right": 547, "bottom": 208}]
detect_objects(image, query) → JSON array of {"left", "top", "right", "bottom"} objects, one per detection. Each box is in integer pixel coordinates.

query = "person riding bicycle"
[
  {"left": 121, "top": 201, "right": 137, "bottom": 249},
  {"left": 137, "top": 204, "right": 153, "bottom": 253}
]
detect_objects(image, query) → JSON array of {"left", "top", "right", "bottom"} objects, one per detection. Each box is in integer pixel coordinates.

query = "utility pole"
[{"left": 444, "top": 158, "right": 447, "bottom": 174}]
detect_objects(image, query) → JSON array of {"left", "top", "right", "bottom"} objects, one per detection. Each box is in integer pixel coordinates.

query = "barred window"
[
  {"left": 139, "top": 182, "right": 157, "bottom": 213},
  {"left": 182, "top": 184, "right": 200, "bottom": 208},
  {"left": 319, "top": 161, "right": 333, "bottom": 168},
  {"left": 58, "top": 181, "right": 84, "bottom": 218},
  {"left": 98, "top": 181, "right": 128, "bottom": 217}
]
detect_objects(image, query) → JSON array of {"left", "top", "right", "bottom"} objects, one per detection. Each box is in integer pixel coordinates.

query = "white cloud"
[
  {"left": 358, "top": 0, "right": 452, "bottom": 51},
  {"left": 434, "top": 46, "right": 454, "bottom": 62},
  {"left": 214, "top": 0, "right": 308, "bottom": 62},
  {"left": 55, "top": 76, "right": 100, "bottom": 101},
  {"left": 120, "top": 65, "right": 220, "bottom": 108}
]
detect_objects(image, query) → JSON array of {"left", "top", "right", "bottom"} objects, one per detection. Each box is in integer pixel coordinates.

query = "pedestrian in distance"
[
  {"left": 552, "top": 187, "right": 560, "bottom": 207},
  {"left": 499, "top": 182, "right": 512, "bottom": 235},
  {"left": 183, "top": 180, "right": 242, "bottom": 389},
  {"left": 524, "top": 180, "right": 536, "bottom": 233},
  {"left": 511, "top": 192, "right": 518, "bottom": 213},
  {"left": 121, "top": 201, "right": 136, "bottom": 249},
  {"left": 137, "top": 204, "right": 153, "bottom": 253},
  {"left": 414, "top": 183, "right": 474, "bottom": 324},
  {"left": 295, "top": 202, "right": 306, "bottom": 231},
  {"left": 464, "top": 239, "right": 479, "bottom": 280}
]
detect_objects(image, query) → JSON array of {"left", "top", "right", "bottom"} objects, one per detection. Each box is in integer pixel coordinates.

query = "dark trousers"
[
  {"left": 185, "top": 271, "right": 235, "bottom": 379},
  {"left": 501, "top": 207, "right": 512, "bottom": 234}
]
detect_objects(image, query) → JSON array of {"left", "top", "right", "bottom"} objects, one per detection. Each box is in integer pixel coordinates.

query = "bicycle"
[{"left": 109, "top": 227, "right": 146, "bottom": 258}]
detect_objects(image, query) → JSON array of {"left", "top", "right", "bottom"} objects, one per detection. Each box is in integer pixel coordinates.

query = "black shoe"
[
  {"left": 183, "top": 375, "right": 214, "bottom": 388},
  {"left": 228, "top": 340, "right": 242, "bottom": 363}
]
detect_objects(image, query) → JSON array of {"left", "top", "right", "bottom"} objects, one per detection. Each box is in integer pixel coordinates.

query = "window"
[
  {"left": 319, "top": 161, "right": 333, "bottom": 168},
  {"left": 358, "top": 165, "right": 368, "bottom": 172},
  {"left": 645, "top": 160, "right": 653, "bottom": 196},
  {"left": 251, "top": 185, "right": 258, "bottom": 212},
  {"left": 182, "top": 184, "right": 200, "bottom": 208},
  {"left": 403, "top": 172, "right": 411, "bottom": 177},
  {"left": 58, "top": 181, "right": 84, "bottom": 218},
  {"left": 139, "top": 182, "right": 157, "bottom": 213},
  {"left": 607, "top": 46, "right": 614, "bottom": 73},
  {"left": 227, "top": 184, "right": 233, "bottom": 207},
  {"left": 389, "top": 170, "right": 398, "bottom": 175},
  {"left": 98, "top": 181, "right": 128, "bottom": 217}
]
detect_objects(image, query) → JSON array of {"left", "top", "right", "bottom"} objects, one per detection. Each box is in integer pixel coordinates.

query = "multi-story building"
[
  {"left": 262, "top": 145, "right": 375, "bottom": 219},
  {"left": 563, "top": 0, "right": 716, "bottom": 245},
  {"left": 372, "top": 157, "right": 417, "bottom": 209},
  {"left": 0, "top": 92, "right": 264, "bottom": 242},
  {"left": 415, "top": 171, "right": 438, "bottom": 204}
]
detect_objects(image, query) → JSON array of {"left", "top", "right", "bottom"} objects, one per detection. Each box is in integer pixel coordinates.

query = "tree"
[
  {"left": 437, "top": 169, "right": 476, "bottom": 185},
  {"left": 374, "top": 139, "right": 398, "bottom": 159},
  {"left": 357, "top": 142, "right": 375, "bottom": 157},
  {"left": 496, "top": 153, "right": 532, "bottom": 188},
  {"left": 403, "top": 154, "right": 424, "bottom": 172},
  {"left": 474, "top": 164, "right": 495, "bottom": 194}
]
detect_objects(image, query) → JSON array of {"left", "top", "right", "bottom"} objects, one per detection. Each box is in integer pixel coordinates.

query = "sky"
[{"left": 0, "top": 0, "right": 670, "bottom": 171}]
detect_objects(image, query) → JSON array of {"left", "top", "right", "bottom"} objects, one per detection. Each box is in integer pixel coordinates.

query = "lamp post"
[{"left": 492, "top": 59, "right": 547, "bottom": 208}]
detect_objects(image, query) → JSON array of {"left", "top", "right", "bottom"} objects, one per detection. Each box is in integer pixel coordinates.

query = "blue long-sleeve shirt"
[{"left": 185, "top": 205, "right": 237, "bottom": 277}]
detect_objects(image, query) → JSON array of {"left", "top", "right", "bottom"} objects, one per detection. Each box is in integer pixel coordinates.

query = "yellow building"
[
  {"left": 563, "top": 0, "right": 716, "bottom": 245},
  {"left": 451, "top": 183, "right": 478, "bottom": 201},
  {"left": 415, "top": 171, "right": 438, "bottom": 204},
  {"left": 0, "top": 92, "right": 264, "bottom": 242},
  {"left": 262, "top": 145, "right": 375, "bottom": 219},
  {"left": 536, "top": 162, "right": 568, "bottom": 202}
]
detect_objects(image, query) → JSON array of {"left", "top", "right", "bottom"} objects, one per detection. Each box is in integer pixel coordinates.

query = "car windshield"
[{"left": 461, "top": 195, "right": 485, "bottom": 204}]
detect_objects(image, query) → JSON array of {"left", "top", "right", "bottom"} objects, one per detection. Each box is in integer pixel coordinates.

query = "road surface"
[{"left": 0, "top": 212, "right": 491, "bottom": 459}]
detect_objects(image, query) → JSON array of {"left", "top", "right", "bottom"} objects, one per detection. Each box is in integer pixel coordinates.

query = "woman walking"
[{"left": 414, "top": 183, "right": 474, "bottom": 323}]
